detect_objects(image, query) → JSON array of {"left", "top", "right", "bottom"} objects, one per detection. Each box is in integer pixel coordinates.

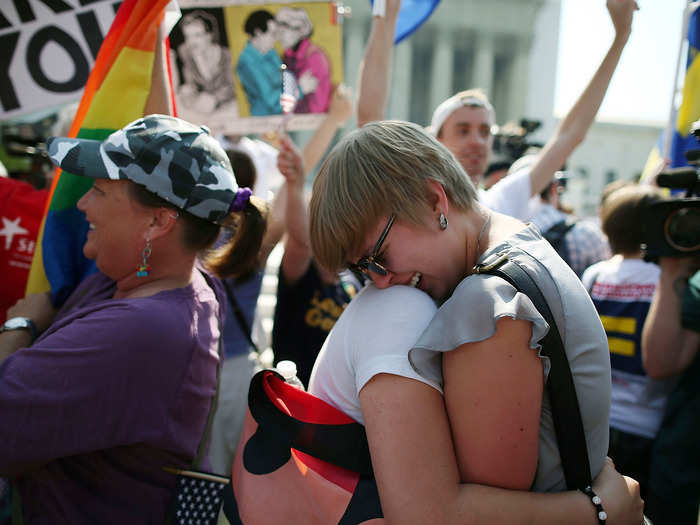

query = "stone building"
[{"left": 337, "top": 0, "right": 662, "bottom": 216}]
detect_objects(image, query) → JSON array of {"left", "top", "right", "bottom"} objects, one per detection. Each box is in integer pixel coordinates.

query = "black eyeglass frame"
[{"left": 348, "top": 214, "right": 395, "bottom": 279}]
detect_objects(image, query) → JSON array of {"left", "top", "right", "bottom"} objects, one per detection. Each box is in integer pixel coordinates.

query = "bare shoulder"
[{"left": 485, "top": 212, "right": 528, "bottom": 249}]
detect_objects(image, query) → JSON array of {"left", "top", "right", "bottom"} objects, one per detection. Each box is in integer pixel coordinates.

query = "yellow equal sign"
[{"left": 600, "top": 315, "right": 636, "bottom": 357}]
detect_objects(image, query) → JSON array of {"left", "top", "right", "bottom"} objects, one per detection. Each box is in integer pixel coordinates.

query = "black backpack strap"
[
  {"left": 193, "top": 270, "right": 226, "bottom": 469},
  {"left": 473, "top": 253, "right": 592, "bottom": 490},
  {"left": 542, "top": 218, "right": 577, "bottom": 266},
  {"left": 222, "top": 278, "right": 260, "bottom": 354},
  {"left": 542, "top": 218, "right": 576, "bottom": 250}
]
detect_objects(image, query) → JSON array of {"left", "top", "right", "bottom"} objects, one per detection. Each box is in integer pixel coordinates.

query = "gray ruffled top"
[{"left": 409, "top": 224, "right": 611, "bottom": 492}]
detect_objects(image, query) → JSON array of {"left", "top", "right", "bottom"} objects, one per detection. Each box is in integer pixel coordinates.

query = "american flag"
[
  {"left": 280, "top": 64, "right": 298, "bottom": 114},
  {"left": 168, "top": 469, "right": 229, "bottom": 525}
]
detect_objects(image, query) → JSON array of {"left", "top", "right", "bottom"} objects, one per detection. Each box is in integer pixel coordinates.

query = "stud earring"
[
  {"left": 136, "top": 237, "right": 152, "bottom": 278},
  {"left": 439, "top": 213, "right": 448, "bottom": 230}
]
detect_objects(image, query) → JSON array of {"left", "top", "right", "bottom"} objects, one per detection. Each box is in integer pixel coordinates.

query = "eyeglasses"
[{"left": 348, "top": 214, "right": 395, "bottom": 280}]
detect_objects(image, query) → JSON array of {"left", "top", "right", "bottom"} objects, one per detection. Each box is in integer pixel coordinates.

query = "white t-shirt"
[
  {"left": 308, "top": 284, "right": 439, "bottom": 424},
  {"left": 479, "top": 166, "right": 531, "bottom": 220}
]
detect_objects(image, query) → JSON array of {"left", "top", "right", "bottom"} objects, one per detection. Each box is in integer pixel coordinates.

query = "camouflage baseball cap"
[{"left": 46, "top": 114, "right": 239, "bottom": 224}]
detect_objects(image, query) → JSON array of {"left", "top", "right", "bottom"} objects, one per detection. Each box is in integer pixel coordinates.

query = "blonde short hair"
[{"left": 310, "top": 120, "right": 478, "bottom": 272}]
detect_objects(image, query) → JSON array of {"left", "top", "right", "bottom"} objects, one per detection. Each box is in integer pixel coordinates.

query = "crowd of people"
[{"left": 1, "top": 0, "right": 698, "bottom": 524}]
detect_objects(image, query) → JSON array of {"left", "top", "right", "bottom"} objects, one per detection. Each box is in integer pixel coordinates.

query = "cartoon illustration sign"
[{"left": 173, "top": 1, "right": 343, "bottom": 134}]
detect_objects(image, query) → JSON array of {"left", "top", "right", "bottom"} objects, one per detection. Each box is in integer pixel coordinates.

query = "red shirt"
[{"left": 0, "top": 178, "right": 48, "bottom": 320}]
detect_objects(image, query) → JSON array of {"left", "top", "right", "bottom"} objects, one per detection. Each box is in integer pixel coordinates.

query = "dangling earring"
[
  {"left": 136, "top": 237, "right": 152, "bottom": 278},
  {"left": 439, "top": 212, "right": 448, "bottom": 230}
]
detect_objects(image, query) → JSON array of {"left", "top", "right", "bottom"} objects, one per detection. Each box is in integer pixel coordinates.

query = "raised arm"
[
  {"left": 356, "top": 0, "right": 401, "bottom": 126},
  {"left": 144, "top": 26, "right": 174, "bottom": 116},
  {"left": 276, "top": 134, "right": 313, "bottom": 284},
  {"left": 360, "top": 373, "right": 643, "bottom": 525},
  {"left": 527, "top": 0, "right": 638, "bottom": 196},
  {"left": 276, "top": 88, "right": 353, "bottom": 283},
  {"left": 301, "top": 85, "right": 353, "bottom": 171},
  {"left": 642, "top": 258, "right": 700, "bottom": 378}
]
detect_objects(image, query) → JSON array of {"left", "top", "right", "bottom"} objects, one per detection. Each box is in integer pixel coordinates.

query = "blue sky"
[{"left": 554, "top": 0, "right": 689, "bottom": 125}]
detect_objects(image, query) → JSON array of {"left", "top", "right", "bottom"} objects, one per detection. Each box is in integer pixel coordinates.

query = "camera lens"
[{"left": 665, "top": 206, "right": 700, "bottom": 252}]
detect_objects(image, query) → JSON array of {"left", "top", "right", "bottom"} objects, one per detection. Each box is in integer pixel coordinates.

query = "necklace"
[{"left": 475, "top": 212, "right": 491, "bottom": 259}]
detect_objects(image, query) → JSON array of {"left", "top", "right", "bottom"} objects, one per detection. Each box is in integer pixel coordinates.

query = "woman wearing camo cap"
[{"left": 0, "top": 114, "right": 266, "bottom": 522}]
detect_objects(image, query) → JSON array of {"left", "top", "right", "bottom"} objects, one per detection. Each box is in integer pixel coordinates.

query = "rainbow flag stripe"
[{"left": 27, "top": 0, "right": 172, "bottom": 304}]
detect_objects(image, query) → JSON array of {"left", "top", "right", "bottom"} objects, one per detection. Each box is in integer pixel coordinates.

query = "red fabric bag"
[
  {"left": 226, "top": 370, "right": 384, "bottom": 524},
  {"left": 0, "top": 178, "right": 48, "bottom": 320}
]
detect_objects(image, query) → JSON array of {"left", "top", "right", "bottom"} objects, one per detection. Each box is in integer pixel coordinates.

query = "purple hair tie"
[{"left": 230, "top": 187, "right": 252, "bottom": 212}]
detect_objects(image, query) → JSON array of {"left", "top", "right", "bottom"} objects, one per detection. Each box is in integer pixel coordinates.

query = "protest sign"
[
  {"left": 0, "top": 0, "right": 119, "bottom": 120},
  {"left": 173, "top": 1, "right": 343, "bottom": 134}
]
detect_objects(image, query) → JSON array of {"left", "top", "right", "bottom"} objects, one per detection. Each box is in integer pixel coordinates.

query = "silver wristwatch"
[{"left": 1, "top": 317, "right": 37, "bottom": 342}]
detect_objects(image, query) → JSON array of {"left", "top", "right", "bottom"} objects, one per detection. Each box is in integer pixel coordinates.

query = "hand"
[
  {"left": 192, "top": 92, "right": 218, "bottom": 114},
  {"left": 277, "top": 134, "right": 305, "bottom": 187},
  {"left": 7, "top": 292, "right": 56, "bottom": 333},
  {"left": 298, "top": 70, "right": 319, "bottom": 96},
  {"left": 328, "top": 84, "right": 354, "bottom": 125},
  {"left": 592, "top": 457, "right": 644, "bottom": 525},
  {"left": 607, "top": 0, "right": 639, "bottom": 42}
]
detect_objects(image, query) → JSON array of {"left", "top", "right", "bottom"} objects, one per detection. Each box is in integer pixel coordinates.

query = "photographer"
[
  {"left": 641, "top": 116, "right": 700, "bottom": 524},
  {"left": 641, "top": 255, "right": 700, "bottom": 525}
]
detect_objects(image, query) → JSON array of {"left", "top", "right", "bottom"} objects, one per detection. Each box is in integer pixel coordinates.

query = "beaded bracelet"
[{"left": 581, "top": 485, "right": 607, "bottom": 525}]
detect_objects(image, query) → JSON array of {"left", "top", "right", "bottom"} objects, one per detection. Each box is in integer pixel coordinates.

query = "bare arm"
[
  {"left": 527, "top": 0, "right": 638, "bottom": 196},
  {"left": 257, "top": 184, "right": 286, "bottom": 266},
  {"left": 277, "top": 89, "right": 353, "bottom": 283},
  {"left": 277, "top": 135, "right": 312, "bottom": 284},
  {"left": 300, "top": 85, "right": 353, "bottom": 171},
  {"left": 642, "top": 258, "right": 700, "bottom": 378},
  {"left": 144, "top": 26, "right": 173, "bottom": 116},
  {"left": 360, "top": 374, "right": 643, "bottom": 525},
  {"left": 356, "top": 0, "right": 401, "bottom": 126},
  {"left": 443, "top": 317, "right": 542, "bottom": 489},
  {"left": 0, "top": 292, "right": 56, "bottom": 363}
]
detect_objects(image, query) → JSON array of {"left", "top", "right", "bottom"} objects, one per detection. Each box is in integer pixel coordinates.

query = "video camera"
[
  {"left": 490, "top": 118, "right": 544, "bottom": 169},
  {"left": 1, "top": 120, "right": 54, "bottom": 190},
  {"left": 641, "top": 119, "right": 700, "bottom": 261}
]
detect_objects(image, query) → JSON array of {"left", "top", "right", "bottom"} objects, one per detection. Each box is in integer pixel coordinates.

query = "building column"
[
  {"left": 343, "top": 16, "right": 367, "bottom": 91},
  {"left": 472, "top": 32, "right": 494, "bottom": 98},
  {"left": 508, "top": 37, "right": 531, "bottom": 122},
  {"left": 388, "top": 39, "right": 413, "bottom": 121},
  {"left": 429, "top": 30, "right": 454, "bottom": 113}
]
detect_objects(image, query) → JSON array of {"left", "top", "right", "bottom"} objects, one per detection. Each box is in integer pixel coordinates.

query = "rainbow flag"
[
  {"left": 26, "top": 0, "right": 173, "bottom": 305},
  {"left": 670, "top": 3, "right": 700, "bottom": 169},
  {"left": 639, "top": 130, "right": 665, "bottom": 184}
]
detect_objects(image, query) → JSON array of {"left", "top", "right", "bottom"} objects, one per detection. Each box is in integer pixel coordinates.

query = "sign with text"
[{"left": 0, "top": 0, "right": 119, "bottom": 120}]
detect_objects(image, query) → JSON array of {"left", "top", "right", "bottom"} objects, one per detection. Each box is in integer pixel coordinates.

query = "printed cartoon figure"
[
  {"left": 276, "top": 7, "right": 331, "bottom": 114},
  {"left": 236, "top": 10, "right": 284, "bottom": 116},
  {"left": 175, "top": 11, "right": 236, "bottom": 114}
]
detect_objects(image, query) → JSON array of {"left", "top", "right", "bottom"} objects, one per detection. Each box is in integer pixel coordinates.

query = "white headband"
[{"left": 428, "top": 94, "right": 495, "bottom": 137}]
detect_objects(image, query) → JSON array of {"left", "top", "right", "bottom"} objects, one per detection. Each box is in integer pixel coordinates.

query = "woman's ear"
[
  {"left": 147, "top": 208, "right": 180, "bottom": 241},
  {"left": 425, "top": 179, "right": 449, "bottom": 217}
]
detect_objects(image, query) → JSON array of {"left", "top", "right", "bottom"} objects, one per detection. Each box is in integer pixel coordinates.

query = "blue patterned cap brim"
[
  {"left": 47, "top": 137, "right": 112, "bottom": 180},
  {"left": 45, "top": 115, "right": 239, "bottom": 225}
]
